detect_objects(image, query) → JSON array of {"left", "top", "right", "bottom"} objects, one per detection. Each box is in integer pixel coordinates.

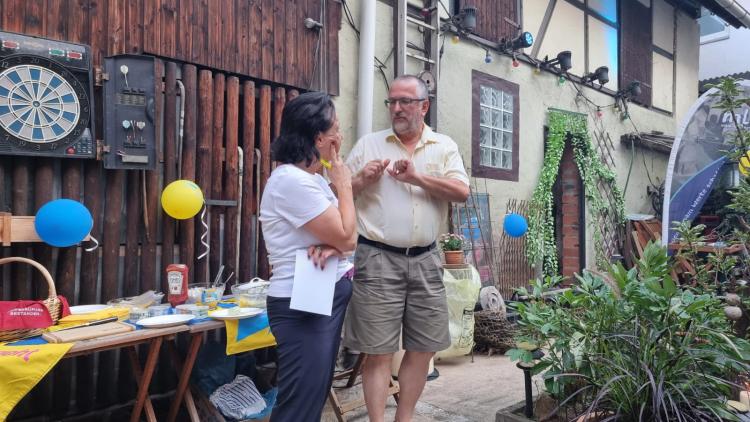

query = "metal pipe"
[
  {"left": 523, "top": 367, "right": 533, "bottom": 417},
  {"left": 713, "top": 0, "right": 750, "bottom": 27},
  {"left": 176, "top": 80, "right": 186, "bottom": 179},
  {"left": 357, "top": 0, "right": 376, "bottom": 139}
]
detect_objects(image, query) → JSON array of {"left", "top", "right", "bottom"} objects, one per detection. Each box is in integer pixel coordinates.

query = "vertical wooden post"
[
  {"left": 99, "top": 168, "right": 124, "bottom": 406},
  {"left": 195, "top": 70, "right": 214, "bottom": 284},
  {"left": 258, "top": 85, "right": 272, "bottom": 279},
  {"left": 54, "top": 160, "right": 80, "bottom": 417},
  {"left": 239, "top": 81, "right": 256, "bottom": 283},
  {"left": 78, "top": 161, "right": 104, "bottom": 411},
  {"left": 10, "top": 158, "right": 31, "bottom": 301},
  {"left": 141, "top": 59, "right": 164, "bottom": 293},
  {"left": 162, "top": 61, "right": 179, "bottom": 288},
  {"left": 180, "top": 64, "right": 198, "bottom": 279},
  {"left": 210, "top": 74, "right": 226, "bottom": 281},
  {"left": 32, "top": 159, "right": 55, "bottom": 296},
  {"left": 224, "top": 77, "right": 240, "bottom": 279},
  {"left": 124, "top": 170, "right": 141, "bottom": 297}
]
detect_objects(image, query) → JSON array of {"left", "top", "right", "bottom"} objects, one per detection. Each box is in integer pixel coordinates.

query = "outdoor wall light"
[
  {"left": 617, "top": 80, "right": 642, "bottom": 99},
  {"left": 498, "top": 31, "right": 534, "bottom": 52},
  {"left": 581, "top": 66, "right": 609, "bottom": 86},
  {"left": 451, "top": 6, "right": 477, "bottom": 32},
  {"left": 541, "top": 51, "right": 572, "bottom": 72}
]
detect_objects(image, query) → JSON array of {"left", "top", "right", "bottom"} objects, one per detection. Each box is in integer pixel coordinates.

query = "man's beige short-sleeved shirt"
[{"left": 346, "top": 125, "right": 469, "bottom": 248}]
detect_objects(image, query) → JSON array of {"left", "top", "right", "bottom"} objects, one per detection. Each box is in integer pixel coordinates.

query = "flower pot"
[{"left": 443, "top": 250, "right": 465, "bottom": 265}]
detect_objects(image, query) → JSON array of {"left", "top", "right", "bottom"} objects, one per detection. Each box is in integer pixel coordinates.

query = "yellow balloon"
[
  {"left": 740, "top": 151, "right": 750, "bottom": 176},
  {"left": 161, "top": 180, "right": 204, "bottom": 219}
]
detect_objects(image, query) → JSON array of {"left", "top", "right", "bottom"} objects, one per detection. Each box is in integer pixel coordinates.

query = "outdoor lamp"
[
  {"left": 582, "top": 66, "right": 609, "bottom": 86},
  {"left": 498, "top": 31, "right": 534, "bottom": 52},
  {"left": 516, "top": 347, "right": 545, "bottom": 418},
  {"left": 541, "top": 51, "right": 572, "bottom": 72},
  {"left": 451, "top": 6, "right": 477, "bottom": 32},
  {"left": 617, "top": 80, "right": 642, "bottom": 99}
]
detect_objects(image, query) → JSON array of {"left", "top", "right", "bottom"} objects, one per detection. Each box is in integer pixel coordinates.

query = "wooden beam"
[
  {"left": 210, "top": 73, "right": 226, "bottom": 281},
  {"left": 224, "top": 76, "right": 240, "bottom": 279},
  {"left": 162, "top": 61, "right": 179, "bottom": 280},
  {"left": 195, "top": 69, "right": 214, "bottom": 284},
  {"left": 181, "top": 64, "right": 198, "bottom": 281}
]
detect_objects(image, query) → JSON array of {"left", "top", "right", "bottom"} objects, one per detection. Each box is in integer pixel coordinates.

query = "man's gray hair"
[{"left": 393, "top": 75, "right": 429, "bottom": 99}]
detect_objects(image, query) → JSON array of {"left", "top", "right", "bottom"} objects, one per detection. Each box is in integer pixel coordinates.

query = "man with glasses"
[{"left": 344, "top": 75, "right": 470, "bottom": 421}]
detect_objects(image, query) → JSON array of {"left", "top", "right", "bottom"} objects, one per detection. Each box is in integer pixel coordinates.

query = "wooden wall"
[
  {"left": 0, "top": 0, "right": 332, "bottom": 419},
  {"left": 459, "top": 0, "right": 519, "bottom": 44},
  {"left": 0, "top": 0, "right": 341, "bottom": 94}
]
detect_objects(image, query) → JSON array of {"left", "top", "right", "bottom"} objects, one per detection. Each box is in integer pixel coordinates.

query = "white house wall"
[
  {"left": 537, "top": 1, "right": 586, "bottom": 77},
  {"left": 675, "top": 9, "right": 700, "bottom": 125},
  {"left": 654, "top": 0, "right": 675, "bottom": 52},
  {"left": 333, "top": 0, "right": 699, "bottom": 269}
]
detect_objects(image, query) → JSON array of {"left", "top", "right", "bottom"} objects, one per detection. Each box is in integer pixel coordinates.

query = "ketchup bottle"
[{"left": 166, "top": 264, "right": 189, "bottom": 307}]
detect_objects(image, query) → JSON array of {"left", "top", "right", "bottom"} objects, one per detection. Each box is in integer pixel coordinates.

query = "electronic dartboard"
[{"left": 0, "top": 31, "right": 95, "bottom": 159}]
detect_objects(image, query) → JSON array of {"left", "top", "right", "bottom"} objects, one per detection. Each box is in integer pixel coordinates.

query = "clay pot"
[{"left": 443, "top": 250, "right": 465, "bottom": 265}]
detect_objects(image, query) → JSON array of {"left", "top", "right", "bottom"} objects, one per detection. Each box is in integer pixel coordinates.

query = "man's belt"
[{"left": 358, "top": 236, "right": 435, "bottom": 257}]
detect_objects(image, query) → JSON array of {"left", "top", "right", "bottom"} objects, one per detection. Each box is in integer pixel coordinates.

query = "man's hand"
[
  {"left": 358, "top": 159, "right": 390, "bottom": 186},
  {"left": 387, "top": 159, "right": 420, "bottom": 185},
  {"left": 307, "top": 245, "right": 344, "bottom": 270},
  {"left": 352, "top": 159, "right": 390, "bottom": 195}
]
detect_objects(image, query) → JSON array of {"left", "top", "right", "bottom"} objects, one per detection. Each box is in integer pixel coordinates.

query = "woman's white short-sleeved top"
[{"left": 259, "top": 164, "right": 353, "bottom": 298}]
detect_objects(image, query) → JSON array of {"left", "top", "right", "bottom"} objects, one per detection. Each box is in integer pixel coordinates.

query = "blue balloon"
[
  {"left": 35, "top": 199, "right": 93, "bottom": 247},
  {"left": 504, "top": 213, "right": 528, "bottom": 238}
]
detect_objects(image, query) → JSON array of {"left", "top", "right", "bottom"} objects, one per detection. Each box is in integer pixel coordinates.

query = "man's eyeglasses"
[{"left": 384, "top": 97, "right": 427, "bottom": 107}]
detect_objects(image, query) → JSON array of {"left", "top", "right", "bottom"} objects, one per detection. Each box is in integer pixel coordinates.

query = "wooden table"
[
  {"left": 165, "top": 320, "right": 224, "bottom": 422},
  {"left": 63, "top": 324, "right": 190, "bottom": 422},
  {"left": 63, "top": 318, "right": 262, "bottom": 422}
]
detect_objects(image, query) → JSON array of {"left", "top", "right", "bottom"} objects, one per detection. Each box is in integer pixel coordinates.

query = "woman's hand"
[
  {"left": 307, "top": 245, "right": 344, "bottom": 270},
  {"left": 326, "top": 142, "right": 351, "bottom": 190}
]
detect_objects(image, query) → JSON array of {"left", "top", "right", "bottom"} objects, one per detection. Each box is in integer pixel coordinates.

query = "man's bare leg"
[
  {"left": 362, "top": 353, "right": 394, "bottom": 422},
  {"left": 394, "top": 351, "right": 433, "bottom": 422}
]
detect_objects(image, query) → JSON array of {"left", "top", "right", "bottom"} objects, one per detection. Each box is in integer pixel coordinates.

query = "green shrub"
[{"left": 508, "top": 242, "right": 750, "bottom": 421}]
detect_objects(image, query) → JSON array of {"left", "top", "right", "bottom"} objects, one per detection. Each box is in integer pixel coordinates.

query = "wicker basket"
[
  {"left": 0, "top": 257, "right": 62, "bottom": 342},
  {"left": 473, "top": 309, "right": 517, "bottom": 354}
]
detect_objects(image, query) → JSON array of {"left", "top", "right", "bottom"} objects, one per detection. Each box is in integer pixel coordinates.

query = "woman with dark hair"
[{"left": 259, "top": 91, "right": 356, "bottom": 421}]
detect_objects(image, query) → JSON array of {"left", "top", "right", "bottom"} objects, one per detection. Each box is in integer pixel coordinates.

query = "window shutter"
[
  {"left": 619, "top": 0, "right": 652, "bottom": 106},
  {"left": 459, "top": 0, "right": 518, "bottom": 42}
]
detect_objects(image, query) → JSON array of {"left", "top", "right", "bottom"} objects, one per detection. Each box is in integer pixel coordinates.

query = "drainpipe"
[
  {"left": 713, "top": 0, "right": 750, "bottom": 28},
  {"left": 357, "top": 0, "right": 376, "bottom": 139}
]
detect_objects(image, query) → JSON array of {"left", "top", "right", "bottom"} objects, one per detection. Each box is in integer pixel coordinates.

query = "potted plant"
[{"left": 439, "top": 233, "right": 465, "bottom": 265}]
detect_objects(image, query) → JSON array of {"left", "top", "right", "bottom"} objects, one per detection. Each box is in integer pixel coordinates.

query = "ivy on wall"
[{"left": 527, "top": 110, "right": 625, "bottom": 275}]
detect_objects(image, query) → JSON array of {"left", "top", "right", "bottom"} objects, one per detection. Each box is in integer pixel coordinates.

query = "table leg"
[
  {"left": 125, "top": 346, "right": 157, "bottom": 422},
  {"left": 167, "top": 334, "right": 203, "bottom": 422},
  {"left": 130, "top": 336, "right": 163, "bottom": 422}
]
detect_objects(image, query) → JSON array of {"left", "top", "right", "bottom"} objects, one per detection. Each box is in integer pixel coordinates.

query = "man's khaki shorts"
[{"left": 343, "top": 243, "right": 450, "bottom": 355}]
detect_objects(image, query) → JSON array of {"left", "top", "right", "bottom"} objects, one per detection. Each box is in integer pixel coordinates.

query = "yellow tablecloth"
[{"left": 0, "top": 341, "right": 73, "bottom": 420}]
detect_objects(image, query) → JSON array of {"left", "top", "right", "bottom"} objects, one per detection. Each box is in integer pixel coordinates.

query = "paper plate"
[
  {"left": 137, "top": 314, "right": 195, "bottom": 328},
  {"left": 69, "top": 304, "right": 111, "bottom": 315},
  {"left": 209, "top": 307, "right": 264, "bottom": 321}
]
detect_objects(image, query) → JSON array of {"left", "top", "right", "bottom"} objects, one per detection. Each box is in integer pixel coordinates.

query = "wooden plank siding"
[
  {"left": 620, "top": 0, "right": 653, "bottom": 107},
  {"left": 459, "top": 0, "right": 518, "bottom": 44},
  {"left": 0, "top": 1, "right": 339, "bottom": 418}
]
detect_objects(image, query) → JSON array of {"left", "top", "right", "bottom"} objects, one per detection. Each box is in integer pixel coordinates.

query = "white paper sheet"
[{"left": 290, "top": 249, "right": 338, "bottom": 316}]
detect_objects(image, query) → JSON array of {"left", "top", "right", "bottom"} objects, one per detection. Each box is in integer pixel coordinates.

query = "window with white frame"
[
  {"left": 479, "top": 85, "right": 513, "bottom": 169},
  {"left": 472, "top": 70, "right": 519, "bottom": 181},
  {"left": 699, "top": 7, "right": 729, "bottom": 44}
]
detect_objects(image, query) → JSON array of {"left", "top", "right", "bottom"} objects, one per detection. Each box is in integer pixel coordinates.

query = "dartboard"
[{"left": 0, "top": 55, "right": 90, "bottom": 150}]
